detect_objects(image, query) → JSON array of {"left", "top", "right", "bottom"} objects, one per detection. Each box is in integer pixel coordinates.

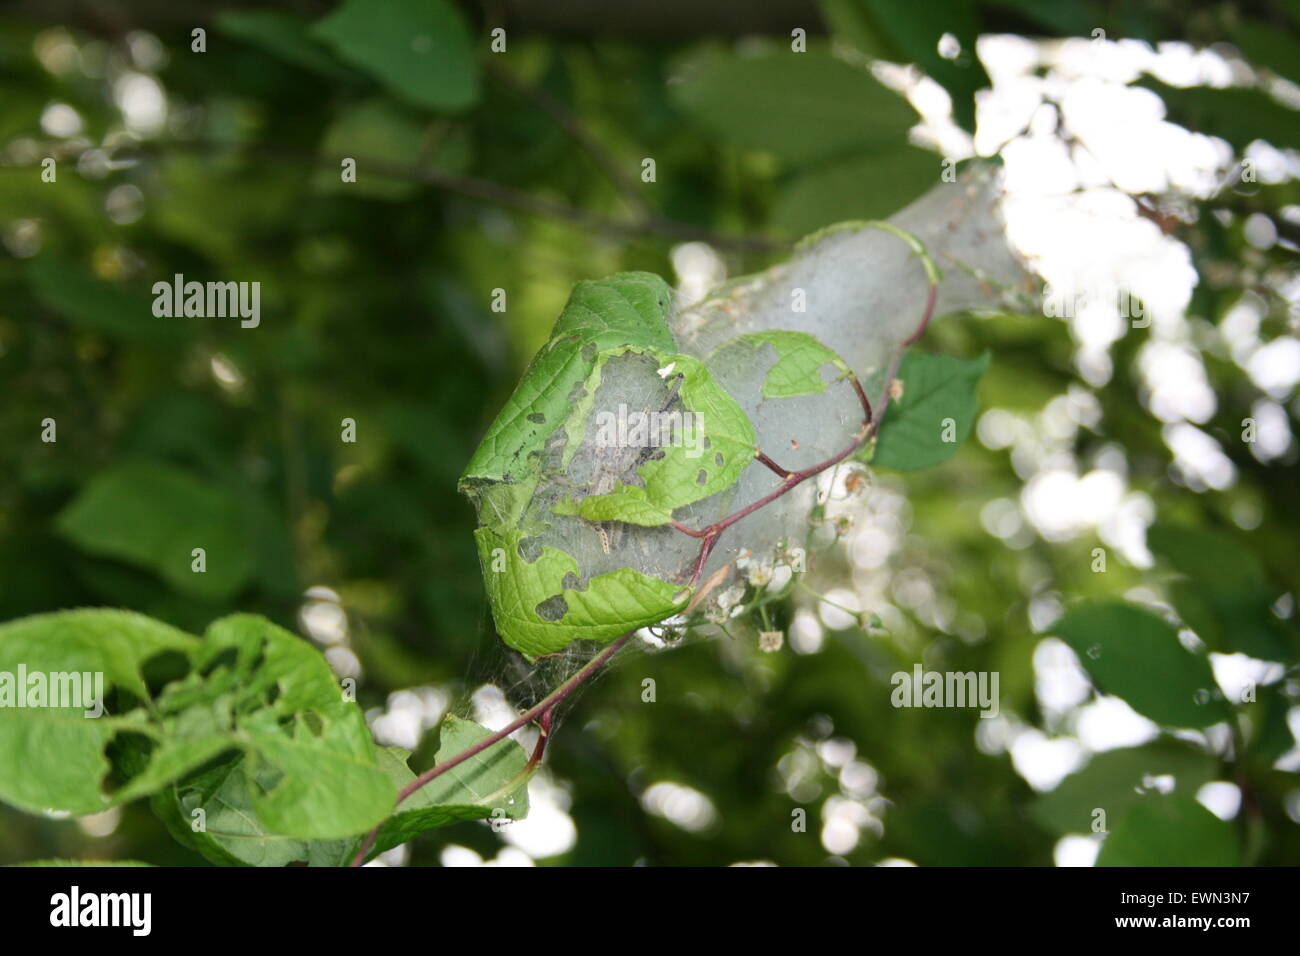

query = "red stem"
[
  {"left": 755, "top": 450, "right": 791, "bottom": 478},
  {"left": 903, "top": 282, "right": 938, "bottom": 347},
  {"left": 527, "top": 708, "right": 555, "bottom": 769},
  {"left": 349, "top": 632, "right": 633, "bottom": 867},
  {"left": 350, "top": 256, "right": 939, "bottom": 869},
  {"left": 688, "top": 534, "right": 721, "bottom": 588},
  {"left": 672, "top": 268, "right": 936, "bottom": 590}
]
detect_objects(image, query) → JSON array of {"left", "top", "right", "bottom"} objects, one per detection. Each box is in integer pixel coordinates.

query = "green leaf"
[
  {"left": 1051, "top": 601, "right": 1231, "bottom": 728},
  {"left": 311, "top": 0, "right": 479, "bottom": 112},
  {"left": 0, "top": 610, "right": 195, "bottom": 816},
  {"left": 175, "top": 615, "right": 395, "bottom": 840},
  {"left": 215, "top": 9, "right": 353, "bottom": 79},
  {"left": 1148, "top": 523, "right": 1288, "bottom": 660},
  {"left": 1231, "top": 19, "right": 1300, "bottom": 84},
  {"left": 314, "top": 99, "right": 470, "bottom": 200},
  {"left": 582, "top": 353, "right": 756, "bottom": 515},
  {"left": 1030, "top": 740, "right": 1217, "bottom": 835},
  {"left": 869, "top": 351, "right": 989, "bottom": 470},
  {"left": 150, "top": 755, "right": 354, "bottom": 867},
  {"left": 1147, "top": 523, "right": 1267, "bottom": 596},
  {"left": 1096, "top": 795, "right": 1239, "bottom": 866},
  {"left": 1138, "top": 77, "right": 1300, "bottom": 152},
  {"left": 724, "top": 330, "right": 851, "bottom": 399},
  {"left": 56, "top": 461, "right": 254, "bottom": 600},
  {"left": 671, "top": 49, "right": 919, "bottom": 166},
  {"left": 461, "top": 272, "right": 677, "bottom": 486},
  {"left": 0, "top": 611, "right": 396, "bottom": 845},
  {"left": 548, "top": 273, "right": 680, "bottom": 347},
  {"left": 473, "top": 527, "right": 688, "bottom": 658},
  {"left": 553, "top": 483, "right": 674, "bottom": 527},
  {"left": 819, "top": 0, "right": 989, "bottom": 132},
  {"left": 773, "top": 145, "right": 939, "bottom": 238},
  {"left": 366, "top": 721, "right": 531, "bottom": 859},
  {"left": 971, "top": 0, "right": 1099, "bottom": 36},
  {"left": 28, "top": 259, "right": 188, "bottom": 344},
  {"left": 1166, "top": 578, "right": 1224, "bottom": 648},
  {"left": 11, "top": 860, "right": 154, "bottom": 867},
  {"left": 1247, "top": 682, "right": 1298, "bottom": 765}
]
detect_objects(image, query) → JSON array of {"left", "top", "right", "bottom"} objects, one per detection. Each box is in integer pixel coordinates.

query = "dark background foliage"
[{"left": 0, "top": 0, "right": 1297, "bottom": 866}]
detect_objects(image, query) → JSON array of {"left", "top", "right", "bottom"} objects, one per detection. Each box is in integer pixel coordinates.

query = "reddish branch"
[
  {"left": 754, "top": 449, "right": 792, "bottom": 478},
  {"left": 526, "top": 707, "right": 555, "bottom": 770},
  {"left": 348, "top": 633, "right": 629, "bottom": 866},
  {"left": 671, "top": 285, "right": 936, "bottom": 589},
  {"left": 351, "top": 245, "right": 939, "bottom": 868}
]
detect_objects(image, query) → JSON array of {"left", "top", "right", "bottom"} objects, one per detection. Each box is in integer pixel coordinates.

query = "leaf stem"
[
  {"left": 348, "top": 631, "right": 632, "bottom": 867},
  {"left": 755, "top": 449, "right": 792, "bottom": 478},
  {"left": 797, "top": 582, "right": 868, "bottom": 621},
  {"left": 527, "top": 707, "right": 555, "bottom": 771},
  {"left": 350, "top": 223, "right": 941, "bottom": 867}
]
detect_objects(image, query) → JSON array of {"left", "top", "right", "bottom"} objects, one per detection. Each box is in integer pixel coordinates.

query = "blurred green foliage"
[{"left": 0, "top": 0, "right": 1297, "bottom": 866}]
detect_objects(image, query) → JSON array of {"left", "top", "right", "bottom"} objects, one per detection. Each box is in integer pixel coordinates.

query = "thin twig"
[
  {"left": 348, "top": 222, "right": 939, "bottom": 868},
  {"left": 527, "top": 707, "right": 555, "bottom": 769},
  {"left": 349, "top": 631, "right": 633, "bottom": 867},
  {"left": 755, "top": 449, "right": 792, "bottom": 478},
  {"left": 669, "top": 233, "right": 940, "bottom": 591},
  {"left": 902, "top": 282, "right": 939, "bottom": 347}
]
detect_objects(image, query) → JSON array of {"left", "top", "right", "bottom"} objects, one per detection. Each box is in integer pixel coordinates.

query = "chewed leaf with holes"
[
  {"left": 0, "top": 609, "right": 395, "bottom": 845},
  {"left": 362, "top": 720, "right": 531, "bottom": 860},
  {"left": 554, "top": 353, "right": 756, "bottom": 527},
  {"left": 461, "top": 272, "right": 749, "bottom": 656},
  {"left": 474, "top": 527, "right": 688, "bottom": 658},
  {"left": 461, "top": 272, "right": 677, "bottom": 486},
  {"left": 0, "top": 610, "right": 194, "bottom": 816}
]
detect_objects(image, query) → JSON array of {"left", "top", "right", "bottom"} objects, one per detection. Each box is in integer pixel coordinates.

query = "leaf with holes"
[
  {"left": 562, "top": 353, "right": 756, "bottom": 526},
  {"left": 462, "top": 272, "right": 751, "bottom": 656},
  {"left": 473, "top": 527, "right": 688, "bottom": 658},
  {"left": 0, "top": 610, "right": 395, "bottom": 843},
  {"left": 460, "top": 272, "right": 678, "bottom": 487},
  {"left": 0, "top": 610, "right": 194, "bottom": 816}
]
